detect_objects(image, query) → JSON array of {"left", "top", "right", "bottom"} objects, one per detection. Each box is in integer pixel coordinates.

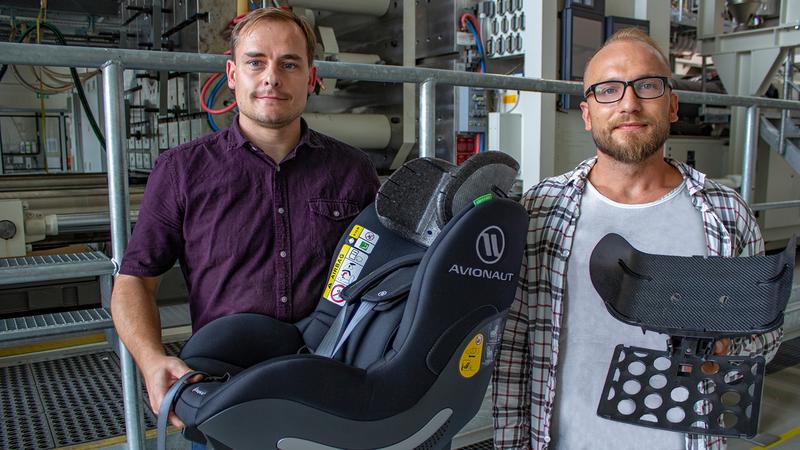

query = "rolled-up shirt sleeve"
[{"left": 119, "top": 152, "right": 184, "bottom": 277}]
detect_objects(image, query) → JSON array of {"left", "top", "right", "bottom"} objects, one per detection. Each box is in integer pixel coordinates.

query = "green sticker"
[{"left": 473, "top": 193, "right": 493, "bottom": 205}]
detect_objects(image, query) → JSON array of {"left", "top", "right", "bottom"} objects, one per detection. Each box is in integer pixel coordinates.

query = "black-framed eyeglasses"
[{"left": 584, "top": 76, "right": 672, "bottom": 104}]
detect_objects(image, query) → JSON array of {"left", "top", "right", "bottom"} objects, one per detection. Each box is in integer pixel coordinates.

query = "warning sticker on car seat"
[
  {"left": 459, "top": 334, "right": 484, "bottom": 379},
  {"left": 325, "top": 225, "right": 380, "bottom": 305},
  {"left": 347, "top": 226, "right": 380, "bottom": 254},
  {"left": 324, "top": 244, "right": 351, "bottom": 303}
]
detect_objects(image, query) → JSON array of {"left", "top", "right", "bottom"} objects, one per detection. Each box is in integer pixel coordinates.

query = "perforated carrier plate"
[{"left": 597, "top": 345, "right": 765, "bottom": 438}]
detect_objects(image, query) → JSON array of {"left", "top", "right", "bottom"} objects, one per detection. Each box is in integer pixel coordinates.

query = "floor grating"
[{"left": 0, "top": 345, "right": 179, "bottom": 449}]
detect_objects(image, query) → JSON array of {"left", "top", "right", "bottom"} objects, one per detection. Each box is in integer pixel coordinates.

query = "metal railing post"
[
  {"left": 101, "top": 59, "right": 145, "bottom": 450},
  {"left": 741, "top": 105, "right": 759, "bottom": 204},
  {"left": 780, "top": 48, "right": 794, "bottom": 156},
  {"left": 419, "top": 78, "right": 437, "bottom": 158}
]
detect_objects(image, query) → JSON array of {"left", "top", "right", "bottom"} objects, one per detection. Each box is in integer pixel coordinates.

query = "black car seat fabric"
[{"left": 165, "top": 152, "right": 527, "bottom": 450}]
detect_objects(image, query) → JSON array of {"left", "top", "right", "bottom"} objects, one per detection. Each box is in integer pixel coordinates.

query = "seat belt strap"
[
  {"left": 157, "top": 370, "right": 208, "bottom": 450},
  {"left": 314, "top": 303, "right": 349, "bottom": 357},
  {"left": 314, "top": 252, "right": 425, "bottom": 358},
  {"left": 329, "top": 301, "right": 377, "bottom": 358}
]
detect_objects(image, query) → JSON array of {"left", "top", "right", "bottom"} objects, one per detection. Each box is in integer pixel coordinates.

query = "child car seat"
[{"left": 157, "top": 152, "right": 528, "bottom": 450}]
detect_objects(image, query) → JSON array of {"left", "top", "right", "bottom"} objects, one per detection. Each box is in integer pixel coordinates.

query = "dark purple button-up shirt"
[{"left": 120, "top": 118, "right": 379, "bottom": 330}]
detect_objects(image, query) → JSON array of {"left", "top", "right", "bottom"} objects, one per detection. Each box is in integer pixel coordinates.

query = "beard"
[
  {"left": 240, "top": 104, "right": 303, "bottom": 130},
  {"left": 238, "top": 90, "right": 304, "bottom": 129},
  {"left": 591, "top": 115, "right": 670, "bottom": 164}
]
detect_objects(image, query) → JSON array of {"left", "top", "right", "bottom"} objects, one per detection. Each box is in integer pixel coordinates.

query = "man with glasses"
[{"left": 492, "top": 28, "right": 781, "bottom": 450}]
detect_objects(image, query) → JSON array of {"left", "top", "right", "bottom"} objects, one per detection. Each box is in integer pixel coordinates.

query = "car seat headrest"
[{"left": 376, "top": 152, "right": 519, "bottom": 247}]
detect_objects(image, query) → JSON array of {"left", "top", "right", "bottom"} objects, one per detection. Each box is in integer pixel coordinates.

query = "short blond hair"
[
  {"left": 230, "top": 7, "right": 317, "bottom": 65},
  {"left": 592, "top": 27, "right": 670, "bottom": 74}
]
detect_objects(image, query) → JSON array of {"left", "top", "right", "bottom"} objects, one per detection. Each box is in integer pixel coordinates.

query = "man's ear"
[
  {"left": 580, "top": 101, "right": 593, "bottom": 131},
  {"left": 307, "top": 65, "right": 317, "bottom": 94},
  {"left": 669, "top": 92, "right": 679, "bottom": 123},
  {"left": 226, "top": 59, "right": 236, "bottom": 90}
]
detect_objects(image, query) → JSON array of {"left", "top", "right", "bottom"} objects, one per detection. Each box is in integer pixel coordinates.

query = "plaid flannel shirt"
[{"left": 492, "top": 157, "right": 783, "bottom": 450}]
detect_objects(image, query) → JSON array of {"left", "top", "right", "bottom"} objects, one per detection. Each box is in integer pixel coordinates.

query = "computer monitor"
[
  {"left": 564, "top": 0, "right": 605, "bottom": 15},
  {"left": 604, "top": 16, "right": 650, "bottom": 40},
  {"left": 560, "top": 7, "right": 605, "bottom": 109}
]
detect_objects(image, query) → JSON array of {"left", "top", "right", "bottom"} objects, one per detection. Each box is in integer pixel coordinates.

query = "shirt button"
[
  {"left": 278, "top": 207, "right": 285, "bottom": 214},
  {"left": 544, "top": 436, "right": 551, "bottom": 443},
  {"left": 333, "top": 210, "right": 340, "bottom": 217},
  {"left": 280, "top": 250, "right": 287, "bottom": 258},
  {"left": 280, "top": 296, "right": 288, "bottom": 303}
]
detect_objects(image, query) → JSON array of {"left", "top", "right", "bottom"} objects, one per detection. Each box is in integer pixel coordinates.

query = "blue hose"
[
  {"left": 206, "top": 75, "right": 228, "bottom": 132},
  {"left": 465, "top": 21, "right": 487, "bottom": 73}
]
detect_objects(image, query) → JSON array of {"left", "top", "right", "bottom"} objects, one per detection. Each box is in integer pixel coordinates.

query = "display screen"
[{"left": 571, "top": 16, "right": 604, "bottom": 80}]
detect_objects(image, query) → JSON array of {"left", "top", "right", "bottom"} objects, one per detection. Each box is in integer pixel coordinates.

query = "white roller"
[
  {"left": 333, "top": 52, "right": 382, "bottom": 65},
  {"left": 302, "top": 113, "right": 391, "bottom": 149},
  {"left": 288, "top": 0, "right": 390, "bottom": 16}
]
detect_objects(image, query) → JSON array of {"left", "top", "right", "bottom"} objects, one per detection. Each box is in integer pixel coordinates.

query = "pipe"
[
  {"left": 0, "top": 191, "right": 144, "bottom": 218},
  {"left": 419, "top": 78, "right": 437, "bottom": 158},
  {"left": 332, "top": 52, "right": 382, "bottom": 65},
  {"left": 53, "top": 211, "right": 139, "bottom": 235},
  {"left": 741, "top": 105, "right": 759, "bottom": 204},
  {"left": 302, "top": 113, "right": 391, "bottom": 149},
  {"left": 780, "top": 48, "right": 794, "bottom": 156},
  {"left": 750, "top": 200, "right": 800, "bottom": 211},
  {"left": 0, "top": 174, "right": 111, "bottom": 191},
  {"left": 287, "top": 0, "right": 390, "bottom": 16},
  {"left": 5, "top": 43, "right": 800, "bottom": 110},
  {"left": 237, "top": 0, "right": 249, "bottom": 16},
  {"left": 101, "top": 60, "right": 145, "bottom": 450}
]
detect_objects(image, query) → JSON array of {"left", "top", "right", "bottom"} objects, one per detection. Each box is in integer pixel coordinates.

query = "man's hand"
[{"left": 142, "top": 355, "right": 192, "bottom": 428}]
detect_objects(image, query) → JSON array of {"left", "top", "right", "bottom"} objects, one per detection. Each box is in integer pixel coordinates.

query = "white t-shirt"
[{"left": 551, "top": 180, "right": 707, "bottom": 450}]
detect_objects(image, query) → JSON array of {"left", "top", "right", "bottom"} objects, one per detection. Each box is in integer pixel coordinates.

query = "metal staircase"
[
  {"left": 0, "top": 252, "right": 115, "bottom": 342},
  {"left": 759, "top": 114, "right": 800, "bottom": 174},
  {"left": 760, "top": 51, "right": 800, "bottom": 176}
]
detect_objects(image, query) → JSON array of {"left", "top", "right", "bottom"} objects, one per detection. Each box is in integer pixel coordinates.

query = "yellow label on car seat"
[
  {"left": 459, "top": 334, "right": 484, "bottom": 378},
  {"left": 323, "top": 244, "right": 351, "bottom": 304},
  {"left": 349, "top": 225, "right": 364, "bottom": 239}
]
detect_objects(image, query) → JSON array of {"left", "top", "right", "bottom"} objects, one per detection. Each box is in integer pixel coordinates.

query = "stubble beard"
[
  {"left": 591, "top": 117, "right": 670, "bottom": 164},
  {"left": 241, "top": 103, "right": 303, "bottom": 130}
]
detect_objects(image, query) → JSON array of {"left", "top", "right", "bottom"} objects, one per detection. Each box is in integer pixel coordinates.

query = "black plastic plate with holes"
[{"left": 597, "top": 345, "right": 765, "bottom": 438}]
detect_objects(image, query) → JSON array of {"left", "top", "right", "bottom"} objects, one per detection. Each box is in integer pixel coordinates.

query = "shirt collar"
[
  {"left": 226, "top": 115, "right": 324, "bottom": 153},
  {"left": 667, "top": 157, "right": 706, "bottom": 196},
  {"left": 567, "top": 156, "right": 598, "bottom": 192}
]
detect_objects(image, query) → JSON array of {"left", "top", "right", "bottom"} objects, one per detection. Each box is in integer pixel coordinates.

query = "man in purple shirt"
[{"left": 111, "top": 8, "right": 379, "bottom": 427}]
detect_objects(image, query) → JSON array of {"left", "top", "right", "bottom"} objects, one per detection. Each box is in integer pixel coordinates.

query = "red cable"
[
  {"left": 200, "top": 72, "right": 238, "bottom": 114},
  {"left": 460, "top": 12, "right": 481, "bottom": 35},
  {"left": 229, "top": 13, "right": 248, "bottom": 28},
  {"left": 200, "top": 48, "right": 237, "bottom": 114},
  {"left": 460, "top": 12, "right": 483, "bottom": 72}
]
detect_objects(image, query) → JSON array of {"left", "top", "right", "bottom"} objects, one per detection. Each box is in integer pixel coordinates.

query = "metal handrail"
[{"left": 3, "top": 42, "right": 800, "bottom": 110}]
